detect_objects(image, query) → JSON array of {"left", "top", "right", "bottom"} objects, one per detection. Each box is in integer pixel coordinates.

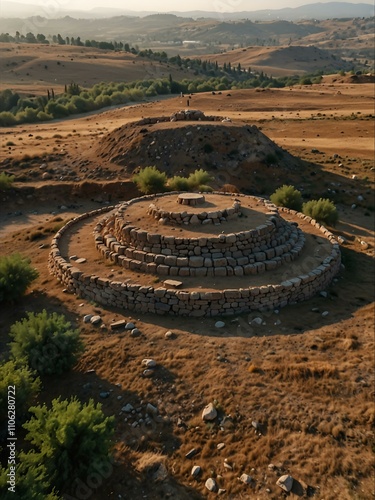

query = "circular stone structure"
[{"left": 49, "top": 192, "right": 341, "bottom": 317}]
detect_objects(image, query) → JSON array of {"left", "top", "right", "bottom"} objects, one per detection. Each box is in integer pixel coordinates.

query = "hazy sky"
[{"left": 6, "top": 0, "right": 370, "bottom": 12}]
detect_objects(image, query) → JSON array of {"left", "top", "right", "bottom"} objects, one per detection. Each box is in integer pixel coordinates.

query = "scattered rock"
[
  {"left": 131, "top": 328, "right": 141, "bottom": 337},
  {"left": 217, "top": 443, "right": 225, "bottom": 450},
  {"left": 322, "top": 311, "right": 329, "bottom": 317},
  {"left": 110, "top": 319, "right": 127, "bottom": 330},
  {"left": 143, "top": 369, "right": 154, "bottom": 378},
  {"left": 205, "top": 478, "right": 218, "bottom": 492},
  {"left": 218, "top": 488, "right": 226, "bottom": 495},
  {"left": 185, "top": 448, "right": 198, "bottom": 459},
  {"left": 142, "top": 359, "right": 157, "bottom": 368},
  {"left": 240, "top": 473, "right": 252, "bottom": 484},
  {"left": 151, "top": 462, "right": 168, "bottom": 482},
  {"left": 83, "top": 314, "right": 93, "bottom": 323},
  {"left": 146, "top": 403, "right": 158, "bottom": 415},
  {"left": 164, "top": 279, "right": 183, "bottom": 288},
  {"left": 202, "top": 402, "right": 217, "bottom": 421},
  {"left": 320, "top": 291, "right": 328, "bottom": 298},
  {"left": 99, "top": 392, "right": 110, "bottom": 399},
  {"left": 251, "top": 420, "right": 260, "bottom": 430},
  {"left": 125, "top": 322, "right": 135, "bottom": 330},
  {"left": 122, "top": 403, "right": 134, "bottom": 413},
  {"left": 75, "top": 257, "right": 87, "bottom": 264},
  {"left": 90, "top": 315, "right": 101, "bottom": 325},
  {"left": 215, "top": 321, "right": 225, "bottom": 328},
  {"left": 191, "top": 465, "right": 201, "bottom": 477},
  {"left": 251, "top": 317, "right": 263, "bottom": 326},
  {"left": 165, "top": 330, "right": 174, "bottom": 339},
  {"left": 276, "top": 474, "right": 294, "bottom": 492}
]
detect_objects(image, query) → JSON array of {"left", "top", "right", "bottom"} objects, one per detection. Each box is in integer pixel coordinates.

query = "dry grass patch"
[{"left": 258, "top": 360, "right": 339, "bottom": 381}]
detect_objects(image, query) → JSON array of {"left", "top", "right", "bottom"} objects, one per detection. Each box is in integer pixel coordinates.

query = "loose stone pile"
[{"left": 48, "top": 191, "right": 341, "bottom": 317}]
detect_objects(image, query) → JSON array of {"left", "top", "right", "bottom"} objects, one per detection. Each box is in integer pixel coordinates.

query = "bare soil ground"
[{"left": 0, "top": 81, "right": 374, "bottom": 499}]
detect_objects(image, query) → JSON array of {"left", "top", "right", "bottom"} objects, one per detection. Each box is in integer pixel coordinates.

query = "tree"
[
  {"left": 9, "top": 310, "right": 84, "bottom": 375},
  {"left": 22, "top": 397, "right": 115, "bottom": 490},
  {"left": 270, "top": 185, "right": 303, "bottom": 211},
  {"left": 0, "top": 253, "right": 38, "bottom": 302},
  {"left": 0, "top": 361, "right": 40, "bottom": 440}
]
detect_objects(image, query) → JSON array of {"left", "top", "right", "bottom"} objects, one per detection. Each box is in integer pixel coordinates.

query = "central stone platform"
[
  {"left": 177, "top": 192, "right": 205, "bottom": 206},
  {"left": 96, "top": 192, "right": 306, "bottom": 279}
]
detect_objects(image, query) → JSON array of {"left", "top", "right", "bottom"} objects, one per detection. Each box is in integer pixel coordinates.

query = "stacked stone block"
[{"left": 48, "top": 192, "right": 341, "bottom": 317}]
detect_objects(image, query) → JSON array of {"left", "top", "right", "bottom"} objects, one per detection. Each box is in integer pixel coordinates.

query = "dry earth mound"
[{"left": 97, "top": 111, "right": 303, "bottom": 187}]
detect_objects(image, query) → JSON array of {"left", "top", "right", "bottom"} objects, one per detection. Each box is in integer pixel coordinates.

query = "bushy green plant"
[
  {"left": 270, "top": 184, "right": 303, "bottom": 211},
  {"left": 9, "top": 310, "right": 84, "bottom": 375},
  {"left": 187, "top": 169, "right": 213, "bottom": 190},
  {"left": 0, "top": 172, "right": 15, "bottom": 189},
  {"left": 168, "top": 175, "right": 190, "bottom": 191},
  {"left": 132, "top": 166, "right": 167, "bottom": 194},
  {"left": 0, "top": 361, "right": 40, "bottom": 439},
  {"left": 198, "top": 184, "right": 213, "bottom": 192},
  {"left": 0, "top": 460, "right": 60, "bottom": 500},
  {"left": 302, "top": 198, "right": 339, "bottom": 226},
  {"left": 22, "top": 397, "right": 114, "bottom": 490},
  {"left": 0, "top": 111, "right": 17, "bottom": 126},
  {"left": 0, "top": 253, "right": 38, "bottom": 302}
]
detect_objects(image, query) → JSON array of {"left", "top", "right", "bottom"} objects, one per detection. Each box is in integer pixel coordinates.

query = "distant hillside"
[
  {"left": 204, "top": 45, "right": 354, "bottom": 76},
  {"left": 169, "top": 2, "right": 375, "bottom": 20},
  {"left": 1, "top": 1, "right": 374, "bottom": 21}
]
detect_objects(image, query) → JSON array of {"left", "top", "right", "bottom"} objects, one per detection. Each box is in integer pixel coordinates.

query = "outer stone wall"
[{"left": 48, "top": 194, "right": 341, "bottom": 317}]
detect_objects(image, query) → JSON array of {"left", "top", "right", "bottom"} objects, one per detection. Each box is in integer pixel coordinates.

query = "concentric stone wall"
[
  {"left": 95, "top": 193, "right": 306, "bottom": 277},
  {"left": 48, "top": 193, "right": 341, "bottom": 317}
]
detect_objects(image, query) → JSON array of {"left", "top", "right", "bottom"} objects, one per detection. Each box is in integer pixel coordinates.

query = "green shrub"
[
  {"left": 302, "top": 198, "right": 339, "bottom": 226},
  {"left": 187, "top": 169, "right": 213, "bottom": 190},
  {"left": 270, "top": 184, "right": 303, "bottom": 211},
  {"left": 0, "top": 361, "right": 40, "bottom": 439},
  {"left": 168, "top": 175, "right": 190, "bottom": 191},
  {"left": 0, "top": 172, "right": 15, "bottom": 189},
  {"left": 0, "top": 111, "right": 17, "bottom": 126},
  {"left": 0, "top": 253, "right": 38, "bottom": 302},
  {"left": 198, "top": 184, "right": 213, "bottom": 192},
  {"left": 0, "top": 460, "right": 60, "bottom": 500},
  {"left": 9, "top": 310, "right": 84, "bottom": 375},
  {"left": 22, "top": 397, "right": 115, "bottom": 490},
  {"left": 132, "top": 166, "right": 167, "bottom": 194}
]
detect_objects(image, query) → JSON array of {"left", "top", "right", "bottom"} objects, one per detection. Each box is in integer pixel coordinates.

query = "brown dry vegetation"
[{"left": 0, "top": 78, "right": 374, "bottom": 499}]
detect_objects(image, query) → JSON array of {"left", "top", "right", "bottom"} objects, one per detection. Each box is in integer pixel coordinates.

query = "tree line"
[{"left": 0, "top": 70, "right": 326, "bottom": 126}]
